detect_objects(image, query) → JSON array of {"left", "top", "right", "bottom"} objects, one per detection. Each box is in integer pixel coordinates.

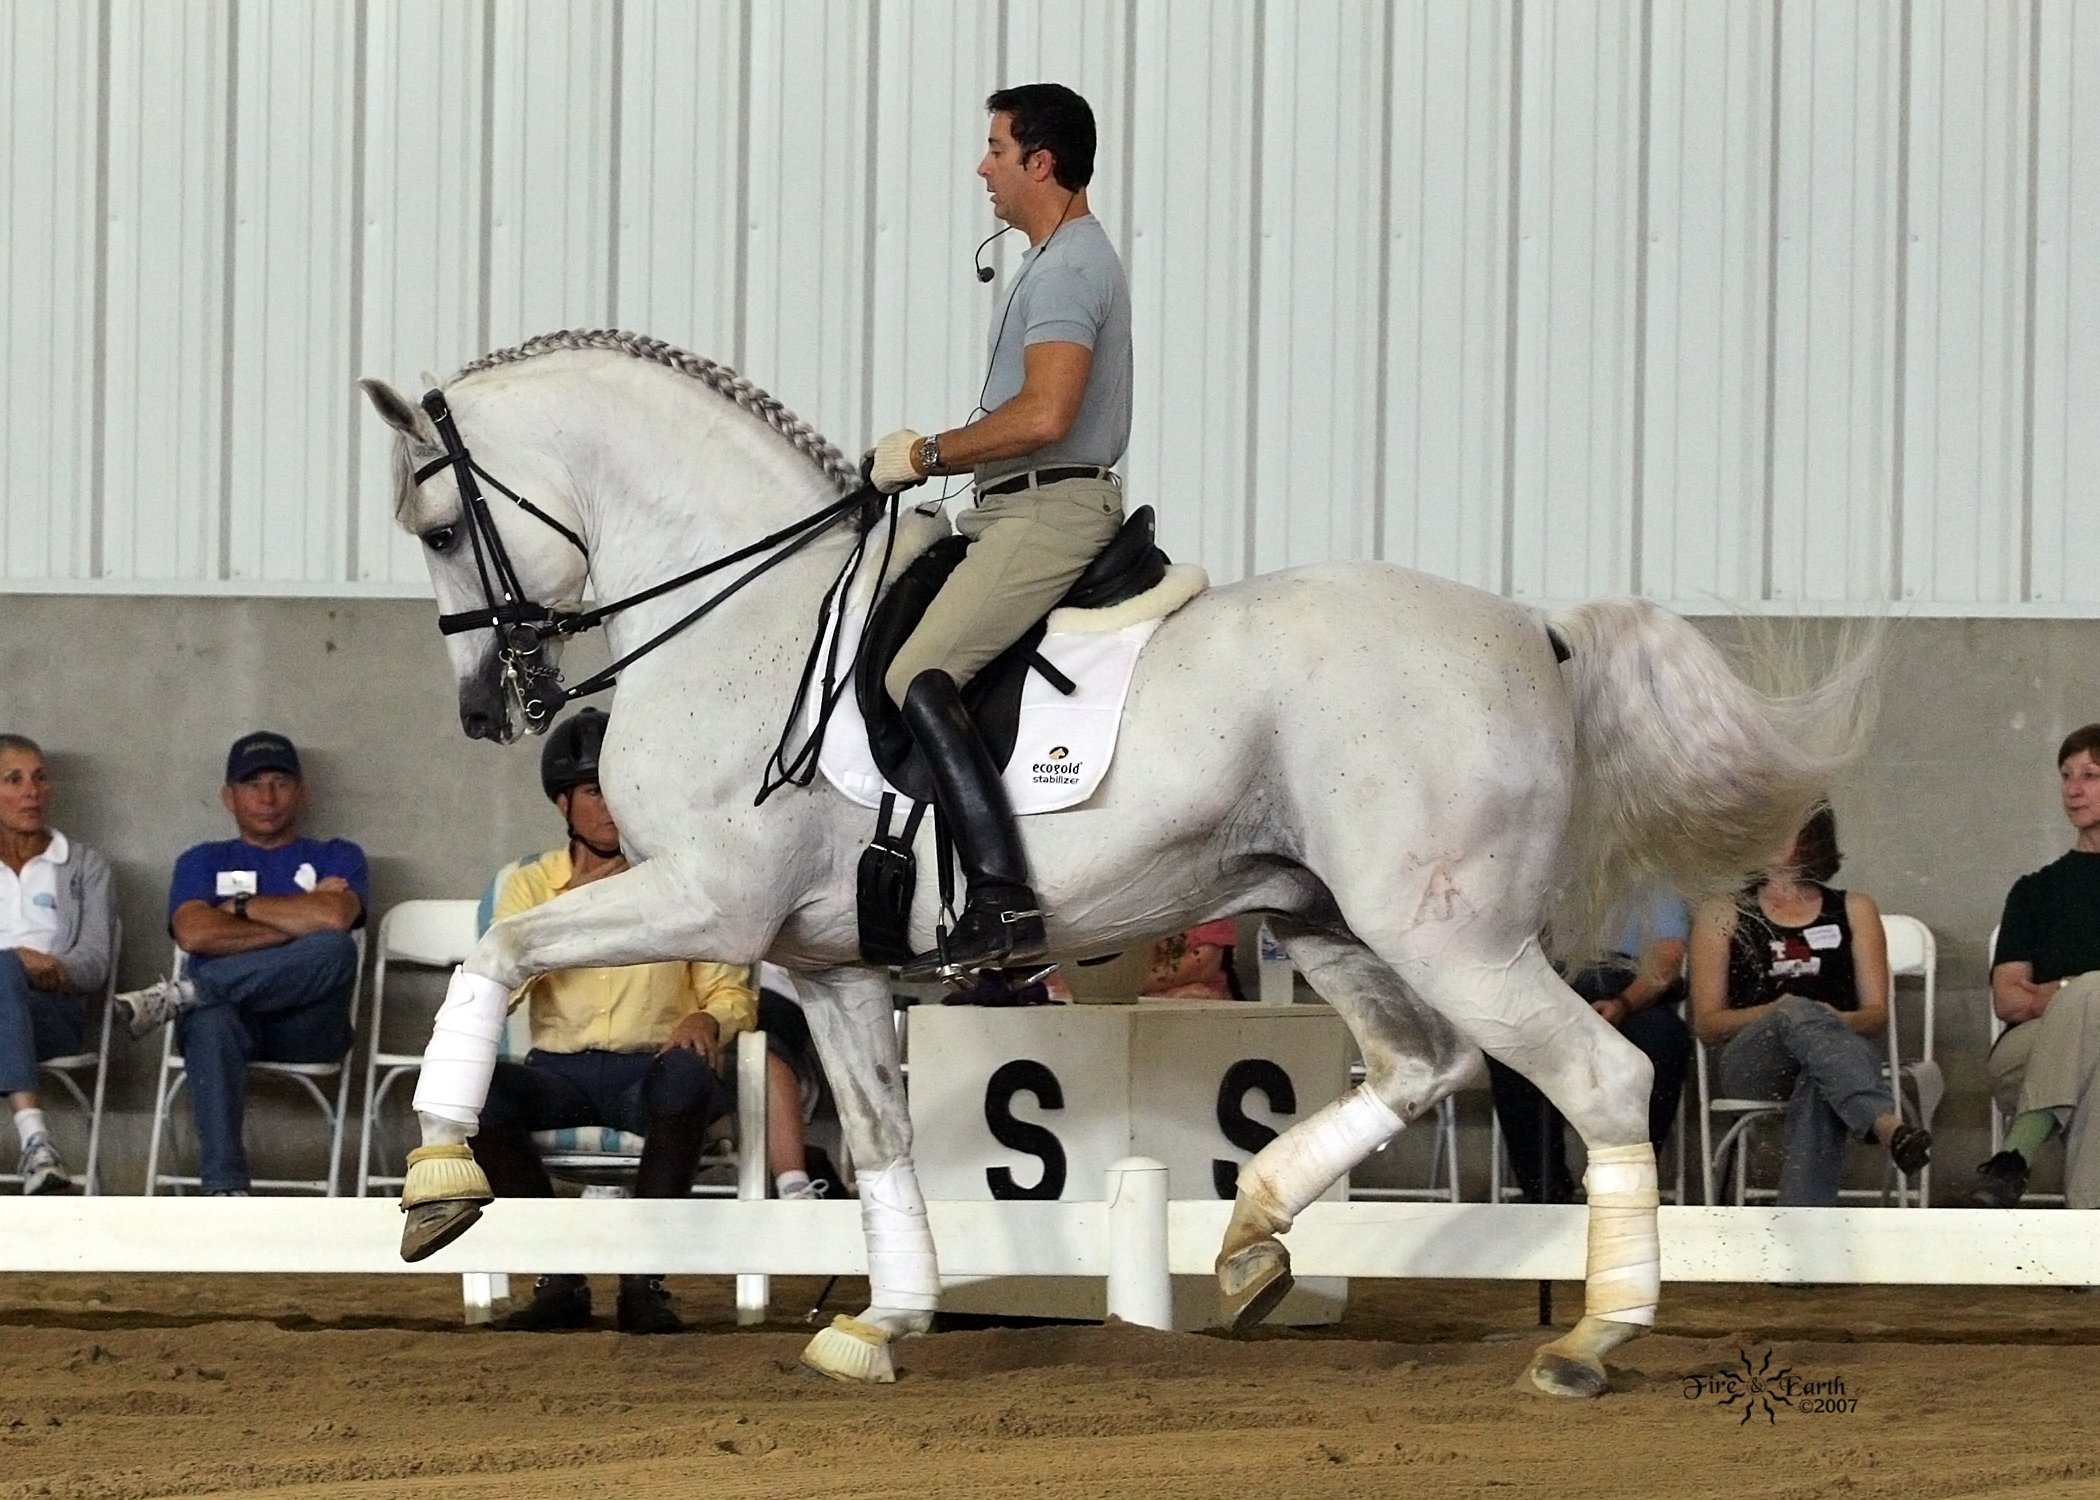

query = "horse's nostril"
[{"left": 461, "top": 709, "right": 496, "bottom": 740}]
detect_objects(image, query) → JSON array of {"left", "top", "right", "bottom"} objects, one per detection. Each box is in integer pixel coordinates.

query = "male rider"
[{"left": 867, "top": 82, "right": 1132, "bottom": 978}]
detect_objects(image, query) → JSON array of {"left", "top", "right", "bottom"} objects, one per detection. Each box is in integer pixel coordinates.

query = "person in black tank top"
[
  {"left": 1724, "top": 884, "right": 1859, "bottom": 1013},
  {"left": 1689, "top": 807, "right": 1930, "bottom": 1206}
]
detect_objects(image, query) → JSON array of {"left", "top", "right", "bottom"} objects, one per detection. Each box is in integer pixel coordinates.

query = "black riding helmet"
[{"left": 540, "top": 708, "right": 608, "bottom": 802}]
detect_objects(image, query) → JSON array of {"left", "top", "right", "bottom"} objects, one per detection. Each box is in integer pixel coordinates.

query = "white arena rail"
[{"left": 6, "top": 1160, "right": 2099, "bottom": 1331}]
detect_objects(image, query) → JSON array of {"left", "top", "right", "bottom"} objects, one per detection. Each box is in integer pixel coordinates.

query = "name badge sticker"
[
  {"left": 294, "top": 862, "right": 319, "bottom": 892},
  {"left": 216, "top": 870, "right": 259, "bottom": 897},
  {"left": 1803, "top": 923, "right": 1843, "bottom": 951}
]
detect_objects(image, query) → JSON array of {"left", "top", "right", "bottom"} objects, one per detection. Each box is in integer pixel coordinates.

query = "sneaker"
[
  {"left": 1885, "top": 1123, "right": 1932, "bottom": 1176},
  {"left": 19, "top": 1137, "right": 70, "bottom": 1196},
  {"left": 614, "top": 1275, "right": 683, "bottom": 1335},
  {"left": 500, "top": 1274, "right": 593, "bottom": 1331},
  {"left": 778, "top": 1176, "right": 828, "bottom": 1202},
  {"left": 1970, "top": 1150, "right": 2030, "bottom": 1208},
  {"left": 804, "top": 1146, "right": 842, "bottom": 1194},
  {"left": 115, "top": 977, "right": 198, "bottom": 1038},
  {"left": 204, "top": 1189, "right": 250, "bottom": 1197}
]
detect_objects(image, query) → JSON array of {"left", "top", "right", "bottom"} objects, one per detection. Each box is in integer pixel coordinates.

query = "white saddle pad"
[{"left": 815, "top": 564, "right": 1207, "bottom": 816}]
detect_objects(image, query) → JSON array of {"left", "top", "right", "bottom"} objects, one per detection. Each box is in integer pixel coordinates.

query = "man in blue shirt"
[{"left": 117, "top": 732, "right": 367, "bottom": 1195}]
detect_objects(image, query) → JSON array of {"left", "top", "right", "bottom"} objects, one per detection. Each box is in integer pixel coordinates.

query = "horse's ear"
[{"left": 359, "top": 377, "right": 436, "bottom": 444}]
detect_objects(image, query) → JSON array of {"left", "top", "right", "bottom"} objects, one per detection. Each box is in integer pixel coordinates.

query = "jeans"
[
  {"left": 474, "top": 1045, "right": 722, "bottom": 1200},
  {"left": 177, "top": 930, "right": 358, "bottom": 1193},
  {"left": 0, "top": 952, "right": 87, "bottom": 1095},
  {"left": 1715, "top": 994, "right": 1894, "bottom": 1207},
  {"left": 1486, "top": 989, "right": 1692, "bottom": 1203}
]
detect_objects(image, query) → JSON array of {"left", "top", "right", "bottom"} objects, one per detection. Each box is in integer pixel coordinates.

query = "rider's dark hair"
[
  {"left": 0, "top": 733, "right": 42, "bottom": 760},
  {"left": 986, "top": 84, "right": 1096, "bottom": 190}
]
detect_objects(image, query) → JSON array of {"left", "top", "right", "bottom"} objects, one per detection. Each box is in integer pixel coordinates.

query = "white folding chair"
[
  {"left": 1486, "top": 1095, "right": 1690, "bottom": 1204},
  {"left": 1879, "top": 914, "right": 1941, "bottom": 1206},
  {"left": 452, "top": 875, "right": 774, "bottom": 1323},
  {"left": 1698, "top": 912, "right": 1933, "bottom": 1207},
  {"left": 1344, "top": 1051, "right": 1481, "bottom": 1203},
  {"left": 143, "top": 930, "right": 368, "bottom": 1195},
  {"left": 0, "top": 919, "right": 120, "bottom": 1195},
  {"left": 1985, "top": 923, "right": 2066, "bottom": 1204},
  {"left": 357, "top": 900, "right": 481, "bottom": 1195}
]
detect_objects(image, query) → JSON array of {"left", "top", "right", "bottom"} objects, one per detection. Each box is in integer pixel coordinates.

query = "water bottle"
[{"left": 1257, "top": 921, "right": 1294, "bottom": 1006}]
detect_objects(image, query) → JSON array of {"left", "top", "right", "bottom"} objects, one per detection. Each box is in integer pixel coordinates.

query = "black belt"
[{"left": 978, "top": 465, "right": 1114, "bottom": 499}]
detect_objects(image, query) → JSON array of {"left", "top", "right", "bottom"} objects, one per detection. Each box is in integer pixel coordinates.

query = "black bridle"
[{"left": 412, "top": 387, "right": 888, "bottom": 742}]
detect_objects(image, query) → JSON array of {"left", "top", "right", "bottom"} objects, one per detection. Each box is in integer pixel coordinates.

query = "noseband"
[{"left": 411, "top": 387, "right": 886, "bottom": 733}]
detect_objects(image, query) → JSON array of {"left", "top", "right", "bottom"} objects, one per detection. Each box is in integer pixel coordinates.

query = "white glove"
[{"left": 870, "top": 429, "right": 927, "bottom": 493}]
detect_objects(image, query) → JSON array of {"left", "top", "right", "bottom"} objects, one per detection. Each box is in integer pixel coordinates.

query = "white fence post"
[
  {"left": 735, "top": 1031, "right": 770, "bottom": 1324},
  {"left": 1104, "top": 1156, "right": 1171, "bottom": 1329}
]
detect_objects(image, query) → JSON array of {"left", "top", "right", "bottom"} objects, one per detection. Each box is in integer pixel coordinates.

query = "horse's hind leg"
[
  {"left": 1392, "top": 936, "right": 1658, "bottom": 1398},
  {"left": 1218, "top": 920, "right": 1478, "bottom": 1331}
]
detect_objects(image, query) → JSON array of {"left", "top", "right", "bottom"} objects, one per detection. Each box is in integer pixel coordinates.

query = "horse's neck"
[{"left": 575, "top": 410, "right": 946, "bottom": 741}]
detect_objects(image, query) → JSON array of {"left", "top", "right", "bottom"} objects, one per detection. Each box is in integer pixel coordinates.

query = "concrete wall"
[{"left": 4, "top": 596, "right": 2094, "bottom": 1199}]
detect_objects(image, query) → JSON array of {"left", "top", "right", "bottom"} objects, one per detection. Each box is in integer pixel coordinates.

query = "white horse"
[{"left": 360, "top": 329, "right": 1869, "bottom": 1397}]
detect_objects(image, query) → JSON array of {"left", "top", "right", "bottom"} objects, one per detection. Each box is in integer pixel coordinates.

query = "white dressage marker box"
[{"left": 906, "top": 999, "right": 1351, "bottom": 1329}]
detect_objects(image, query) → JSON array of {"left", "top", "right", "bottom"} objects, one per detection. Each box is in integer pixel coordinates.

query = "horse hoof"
[
  {"left": 800, "top": 1315, "right": 898, "bottom": 1384},
  {"left": 400, "top": 1200, "right": 482, "bottom": 1263},
  {"left": 1525, "top": 1349, "right": 1610, "bottom": 1399},
  {"left": 1217, "top": 1238, "right": 1294, "bottom": 1334}
]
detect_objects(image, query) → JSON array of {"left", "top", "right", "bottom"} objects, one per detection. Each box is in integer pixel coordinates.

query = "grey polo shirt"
[{"left": 976, "top": 213, "right": 1132, "bottom": 487}]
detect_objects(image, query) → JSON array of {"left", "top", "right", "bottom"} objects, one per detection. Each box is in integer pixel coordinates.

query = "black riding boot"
[{"left": 897, "top": 670, "right": 1048, "bottom": 978}]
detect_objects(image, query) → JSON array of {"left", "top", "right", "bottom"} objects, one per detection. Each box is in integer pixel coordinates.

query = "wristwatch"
[
  {"left": 916, "top": 433, "right": 943, "bottom": 476},
  {"left": 232, "top": 893, "right": 251, "bottom": 920}
]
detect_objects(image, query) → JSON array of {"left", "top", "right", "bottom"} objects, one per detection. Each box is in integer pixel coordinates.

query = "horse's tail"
[{"left": 1544, "top": 600, "right": 1880, "bottom": 957}]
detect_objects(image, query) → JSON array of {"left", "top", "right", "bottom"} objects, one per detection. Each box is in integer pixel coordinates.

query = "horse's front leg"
[
  {"left": 788, "top": 963, "right": 935, "bottom": 1385},
  {"left": 399, "top": 857, "right": 754, "bottom": 1261}
]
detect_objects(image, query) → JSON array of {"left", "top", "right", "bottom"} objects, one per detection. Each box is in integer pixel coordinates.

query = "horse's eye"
[{"left": 423, "top": 525, "right": 459, "bottom": 554}]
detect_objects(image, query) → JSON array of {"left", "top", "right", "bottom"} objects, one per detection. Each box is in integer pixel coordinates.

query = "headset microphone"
[{"left": 972, "top": 224, "right": 1013, "bottom": 284}]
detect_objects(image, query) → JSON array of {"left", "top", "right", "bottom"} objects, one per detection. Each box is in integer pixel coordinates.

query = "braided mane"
[{"left": 455, "top": 329, "right": 860, "bottom": 492}]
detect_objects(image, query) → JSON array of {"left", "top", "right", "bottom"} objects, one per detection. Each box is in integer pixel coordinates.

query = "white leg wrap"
[
  {"left": 410, "top": 968, "right": 510, "bottom": 1129},
  {"left": 1582, "top": 1142, "right": 1660, "bottom": 1325},
  {"left": 859, "top": 1160, "right": 940, "bottom": 1312},
  {"left": 1237, "top": 1084, "right": 1404, "bottom": 1226}
]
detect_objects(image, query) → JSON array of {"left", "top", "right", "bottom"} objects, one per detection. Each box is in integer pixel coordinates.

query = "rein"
[{"left": 413, "top": 387, "right": 888, "bottom": 733}]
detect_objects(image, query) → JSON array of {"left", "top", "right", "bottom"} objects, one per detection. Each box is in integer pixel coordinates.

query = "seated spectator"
[
  {"left": 480, "top": 710, "right": 804, "bottom": 1335},
  {"left": 1144, "top": 919, "right": 1244, "bottom": 999},
  {"left": 1973, "top": 724, "right": 2100, "bottom": 1208},
  {"left": 1688, "top": 806, "right": 1929, "bottom": 1205},
  {"left": 751, "top": 964, "right": 841, "bottom": 1198},
  {"left": 117, "top": 732, "right": 366, "bottom": 1196},
  {"left": 0, "top": 735, "right": 115, "bottom": 1195},
  {"left": 1488, "top": 889, "right": 1693, "bottom": 1202}
]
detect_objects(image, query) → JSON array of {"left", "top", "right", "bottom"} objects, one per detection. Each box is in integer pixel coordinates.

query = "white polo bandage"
[
  {"left": 411, "top": 967, "right": 510, "bottom": 1128},
  {"left": 1582, "top": 1142, "right": 1660, "bottom": 1325},
  {"left": 1237, "top": 1085, "right": 1404, "bottom": 1227},
  {"left": 859, "top": 1160, "right": 941, "bottom": 1311}
]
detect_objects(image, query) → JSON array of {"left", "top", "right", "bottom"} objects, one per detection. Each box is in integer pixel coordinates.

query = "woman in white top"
[{"left": 0, "top": 735, "right": 115, "bottom": 1194}]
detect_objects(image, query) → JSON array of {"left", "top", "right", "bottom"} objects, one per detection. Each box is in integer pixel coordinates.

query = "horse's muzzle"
[{"left": 458, "top": 656, "right": 510, "bottom": 742}]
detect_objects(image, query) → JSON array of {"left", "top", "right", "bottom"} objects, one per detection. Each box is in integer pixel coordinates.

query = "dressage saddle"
[{"left": 854, "top": 505, "right": 1169, "bottom": 807}]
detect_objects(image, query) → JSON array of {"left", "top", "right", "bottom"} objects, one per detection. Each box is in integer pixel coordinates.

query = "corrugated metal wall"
[{"left": 4, "top": 0, "right": 2095, "bottom": 612}]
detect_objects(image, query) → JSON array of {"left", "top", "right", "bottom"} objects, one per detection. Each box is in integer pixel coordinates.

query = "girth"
[{"left": 854, "top": 505, "right": 1168, "bottom": 806}]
